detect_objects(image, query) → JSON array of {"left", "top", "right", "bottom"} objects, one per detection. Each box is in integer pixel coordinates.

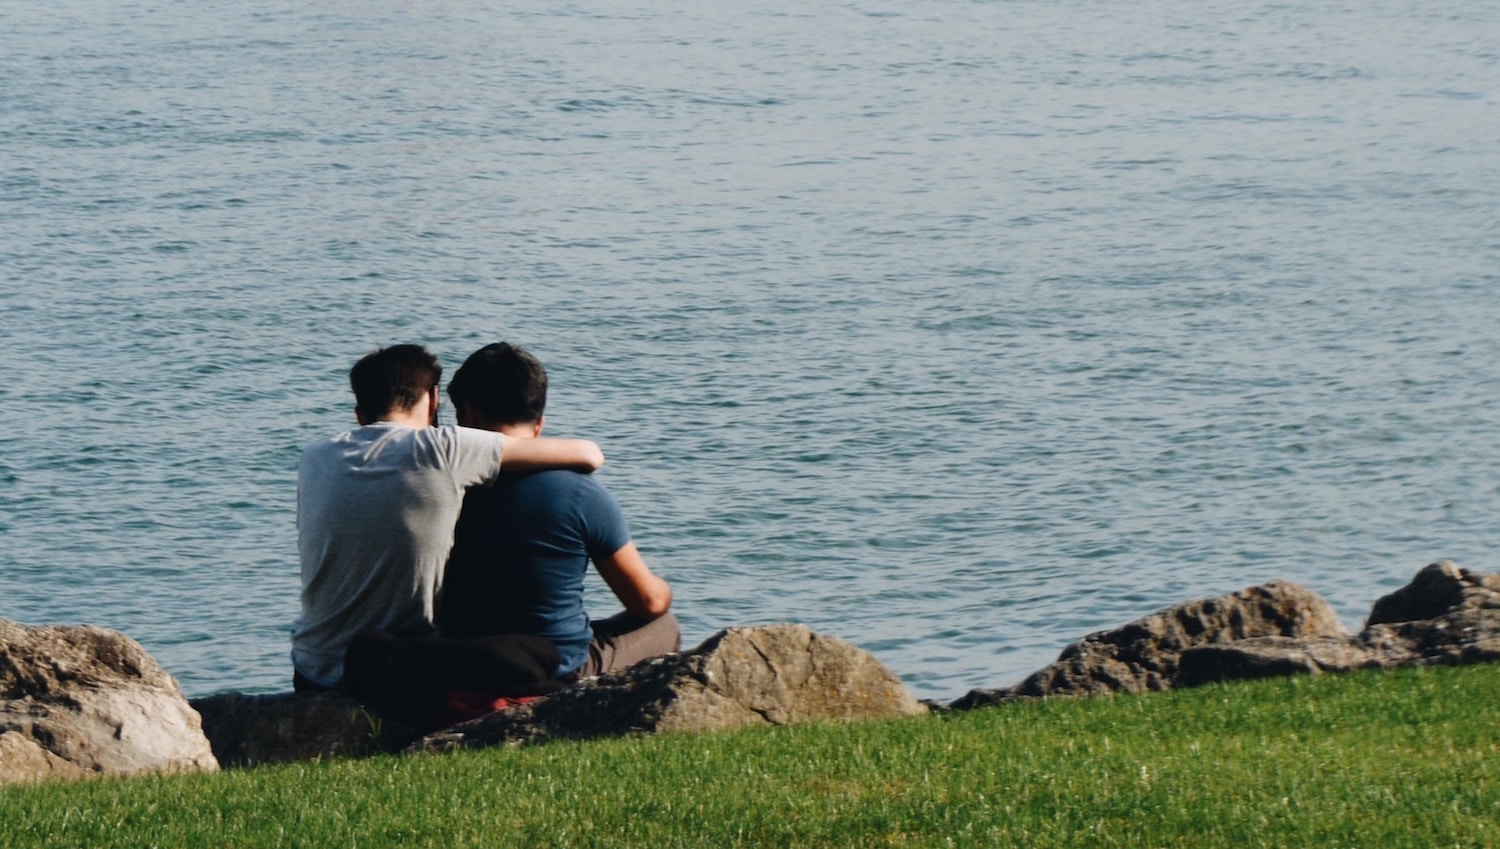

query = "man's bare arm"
[
  {"left": 500, "top": 436, "right": 605, "bottom": 473},
  {"left": 594, "top": 542, "right": 672, "bottom": 619}
]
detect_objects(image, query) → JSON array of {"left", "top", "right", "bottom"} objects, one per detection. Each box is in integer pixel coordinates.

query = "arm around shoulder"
[
  {"left": 500, "top": 436, "right": 605, "bottom": 473},
  {"left": 594, "top": 542, "right": 672, "bottom": 619}
]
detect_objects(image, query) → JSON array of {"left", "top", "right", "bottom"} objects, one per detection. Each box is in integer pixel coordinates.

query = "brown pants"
[{"left": 577, "top": 611, "right": 682, "bottom": 678}]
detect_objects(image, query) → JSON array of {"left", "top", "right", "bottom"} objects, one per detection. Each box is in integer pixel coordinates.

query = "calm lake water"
[{"left": 2, "top": 0, "right": 1498, "bottom": 701}]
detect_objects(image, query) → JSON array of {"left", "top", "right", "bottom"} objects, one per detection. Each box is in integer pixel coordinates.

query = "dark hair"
[
  {"left": 348, "top": 344, "right": 442, "bottom": 421},
  {"left": 447, "top": 342, "right": 548, "bottom": 426}
]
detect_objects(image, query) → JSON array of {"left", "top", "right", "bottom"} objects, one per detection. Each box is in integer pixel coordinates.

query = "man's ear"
[
  {"left": 533, "top": 414, "right": 545, "bottom": 437},
  {"left": 355, "top": 406, "right": 372, "bottom": 426}
]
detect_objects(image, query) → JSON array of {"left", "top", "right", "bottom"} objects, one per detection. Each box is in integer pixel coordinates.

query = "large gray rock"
[
  {"left": 0, "top": 619, "right": 218, "bottom": 784},
  {"left": 952, "top": 581, "right": 1348, "bottom": 709},
  {"left": 417, "top": 624, "right": 926, "bottom": 752},
  {"left": 1, "top": 729, "right": 90, "bottom": 783},
  {"left": 190, "top": 691, "right": 421, "bottom": 768}
]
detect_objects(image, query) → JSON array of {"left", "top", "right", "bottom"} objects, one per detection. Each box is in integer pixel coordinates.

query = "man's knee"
[
  {"left": 587, "top": 611, "right": 682, "bottom": 676},
  {"left": 653, "top": 611, "right": 682, "bottom": 652}
]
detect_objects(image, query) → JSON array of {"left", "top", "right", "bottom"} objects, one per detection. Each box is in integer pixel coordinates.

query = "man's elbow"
[
  {"left": 645, "top": 590, "right": 672, "bottom": 618},
  {"left": 581, "top": 443, "right": 606, "bottom": 471},
  {"left": 565, "top": 440, "right": 605, "bottom": 472},
  {"left": 634, "top": 583, "right": 672, "bottom": 619}
]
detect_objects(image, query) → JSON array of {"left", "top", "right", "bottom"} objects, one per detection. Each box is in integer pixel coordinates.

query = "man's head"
[
  {"left": 349, "top": 344, "right": 442, "bottom": 425},
  {"left": 447, "top": 342, "right": 548, "bottom": 433}
]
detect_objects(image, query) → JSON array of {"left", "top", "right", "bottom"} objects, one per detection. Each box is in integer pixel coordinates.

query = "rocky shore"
[{"left": 3, "top": 560, "right": 1497, "bottom": 785}]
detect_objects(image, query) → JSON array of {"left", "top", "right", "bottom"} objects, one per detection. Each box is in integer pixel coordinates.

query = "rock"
[
  {"left": 1366, "top": 560, "right": 1500, "bottom": 626},
  {"left": 1179, "top": 575, "right": 1500, "bottom": 685},
  {"left": 951, "top": 581, "right": 1347, "bottom": 709},
  {"left": 1359, "top": 607, "right": 1500, "bottom": 666},
  {"left": 955, "top": 562, "right": 1500, "bottom": 708},
  {"left": 0, "top": 619, "right": 218, "bottom": 784},
  {"left": 416, "top": 624, "right": 926, "bottom": 752},
  {"left": 1176, "top": 635, "right": 1384, "bottom": 686},
  {"left": 190, "top": 691, "right": 421, "bottom": 768},
  {"left": 0, "top": 730, "right": 91, "bottom": 784}
]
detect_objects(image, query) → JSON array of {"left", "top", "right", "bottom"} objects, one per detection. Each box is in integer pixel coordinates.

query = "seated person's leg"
[
  {"left": 579, "top": 612, "right": 682, "bottom": 677},
  {"left": 342, "top": 630, "right": 566, "bottom": 729},
  {"left": 292, "top": 669, "right": 333, "bottom": 693}
]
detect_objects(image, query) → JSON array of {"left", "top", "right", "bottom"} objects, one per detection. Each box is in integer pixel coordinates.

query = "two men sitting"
[{"left": 291, "top": 343, "right": 678, "bottom": 723}]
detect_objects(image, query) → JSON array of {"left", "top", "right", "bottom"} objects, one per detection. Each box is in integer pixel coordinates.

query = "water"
[{"left": 2, "top": 0, "right": 1498, "bottom": 701}]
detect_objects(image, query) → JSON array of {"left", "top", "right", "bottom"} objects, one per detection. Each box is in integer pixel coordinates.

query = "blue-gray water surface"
[{"left": 2, "top": 0, "right": 1498, "bottom": 701}]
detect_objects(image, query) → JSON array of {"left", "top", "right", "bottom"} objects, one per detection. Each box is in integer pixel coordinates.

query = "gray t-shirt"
[{"left": 291, "top": 422, "right": 507, "bottom": 686}]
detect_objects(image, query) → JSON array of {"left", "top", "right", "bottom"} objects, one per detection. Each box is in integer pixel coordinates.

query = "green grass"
[{"left": 3, "top": 663, "right": 1498, "bottom": 848}]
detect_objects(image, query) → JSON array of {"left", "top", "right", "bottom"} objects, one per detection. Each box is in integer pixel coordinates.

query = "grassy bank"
[{"left": 3, "top": 663, "right": 1497, "bottom": 848}]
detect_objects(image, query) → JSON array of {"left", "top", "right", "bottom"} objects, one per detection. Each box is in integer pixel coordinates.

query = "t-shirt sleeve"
[
  {"left": 446, "top": 426, "right": 507, "bottom": 487},
  {"left": 576, "top": 476, "right": 632, "bottom": 559}
]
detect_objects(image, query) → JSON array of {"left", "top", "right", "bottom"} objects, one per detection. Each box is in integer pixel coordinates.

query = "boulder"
[
  {"left": 1359, "top": 607, "right": 1500, "bottom": 666},
  {"left": 1365, "top": 560, "right": 1500, "bottom": 626},
  {"left": 416, "top": 624, "right": 926, "bottom": 753},
  {"left": 1, "top": 730, "right": 91, "bottom": 784},
  {"left": 0, "top": 619, "right": 218, "bottom": 784},
  {"left": 190, "top": 691, "right": 421, "bottom": 768},
  {"left": 951, "top": 581, "right": 1348, "bottom": 709},
  {"left": 1175, "top": 635, "right": 1384, "bottom": 685}
]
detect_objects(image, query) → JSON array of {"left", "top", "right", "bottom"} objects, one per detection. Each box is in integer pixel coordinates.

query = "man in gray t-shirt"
[{"left": 291, "top": 344, "right": 604, "bottom": 689}]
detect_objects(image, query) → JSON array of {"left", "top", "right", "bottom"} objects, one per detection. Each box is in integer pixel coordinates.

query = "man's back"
[
  {"left": 439, "top": 469, "right": 631, "bottom": 676},
  {"left": 292, "top": 422, "right": 507, "bottom": 687}
]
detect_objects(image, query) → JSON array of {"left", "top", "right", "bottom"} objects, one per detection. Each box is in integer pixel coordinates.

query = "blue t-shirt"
[{"left": 438, "top": 470, "right": 631, "bottom": 676}]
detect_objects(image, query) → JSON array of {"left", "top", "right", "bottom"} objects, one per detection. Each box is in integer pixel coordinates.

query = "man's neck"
[
  {"left": 362, "top": 397, "right": 434, "bottom": 429},
  {"left": 377, "top": 409, "right": 432, "bottom": 429}
]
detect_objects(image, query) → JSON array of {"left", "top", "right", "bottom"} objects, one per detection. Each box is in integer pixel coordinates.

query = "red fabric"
[{"left": 439, "top": 690, "right": 542, "bottom": 725}]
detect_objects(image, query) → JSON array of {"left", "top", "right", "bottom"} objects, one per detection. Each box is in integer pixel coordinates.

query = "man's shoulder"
[
  {"left": 511, "top": 468, "right": 608, "bottom": 494},
  {"left": 301, "top": 424, "right": 492, "bottom": 472},
  {"left": 421, "top": 423, "right": 503, "bottom": 451},
  {"left": 447, "top": 424, "right": 505, "bottom": 443},
  {"left": 300, "top": 424, "right": 413, "bottom": 460},
  {"left": 299, "top": 428, "right": 356, "bottom": 466},
  {"left": 304, "top": 422, "right": 405, "bottom": 447},
  {"left": 365, "top": 424, "right": 506, "bottom": 460},
  {"left": 461, "top": 468, "right": 606, "bottom": 525},
  {"left": 495, "top": 469, "right": 618, "bottom": 517}
]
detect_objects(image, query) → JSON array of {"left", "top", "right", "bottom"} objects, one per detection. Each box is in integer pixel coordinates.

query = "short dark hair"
[
  {"left": 349, "top": 344, "right": 441, "bottom": 421},
  {"left": 447, "top": 342, "right": 548, "bottom": 426}
]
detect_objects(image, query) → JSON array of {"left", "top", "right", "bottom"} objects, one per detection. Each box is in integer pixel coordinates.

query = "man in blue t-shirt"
[{"left": 438, "top": 343, "right": 679, "bottom": 679}]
